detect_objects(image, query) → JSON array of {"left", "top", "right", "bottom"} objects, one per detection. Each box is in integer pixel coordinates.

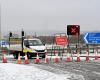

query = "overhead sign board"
[
  {"left": 84, "top": 33, "right": 100, "bottom": 44},
  {"left": 56, "top": 37, "right": 68, "bottom": 46}
]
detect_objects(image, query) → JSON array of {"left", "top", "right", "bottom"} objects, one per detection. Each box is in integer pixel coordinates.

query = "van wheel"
[{"left": 42, "top": 55, "right": 45, "bottom": 58}]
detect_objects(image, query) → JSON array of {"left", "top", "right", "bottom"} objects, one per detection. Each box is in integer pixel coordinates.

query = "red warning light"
[
  {"left": 67, "top": 25, "right": 80, "bottom": 35},
  {"left": 71, "top": 27, "right": 76, "bottom": 33}
]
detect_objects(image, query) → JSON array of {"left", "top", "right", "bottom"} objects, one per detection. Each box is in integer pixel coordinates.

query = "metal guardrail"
[{"left": 46, "top": 45, "right": 100, "bottom": 54}]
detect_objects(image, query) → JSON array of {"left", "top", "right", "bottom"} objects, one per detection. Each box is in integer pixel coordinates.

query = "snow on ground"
[{"left": 0, "top": 63, "right": 70, "bottom": 80}]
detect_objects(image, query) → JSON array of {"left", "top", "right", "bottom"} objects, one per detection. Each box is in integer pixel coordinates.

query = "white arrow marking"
[{"left": 84, "top": 33, "right": 88, "bottom": 44}]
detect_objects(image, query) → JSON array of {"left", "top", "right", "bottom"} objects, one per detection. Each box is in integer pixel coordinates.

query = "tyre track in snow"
[{"left": 28, "top": 60, "right": 100, "bottom": 80}]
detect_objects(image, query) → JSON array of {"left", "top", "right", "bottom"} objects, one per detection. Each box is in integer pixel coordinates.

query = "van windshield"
[{"left": 24, "top": 40, "right": 43, "bottom": 46}]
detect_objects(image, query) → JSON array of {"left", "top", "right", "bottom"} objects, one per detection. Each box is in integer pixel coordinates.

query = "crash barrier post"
[
  {"left": 66, "top": 49, "right": 72, "bottom": 62},
  {"left": 94, "top": 48, "right": 99, "bottom": 60},
  {"left": 58, "top": 46, "right": 61, "bottom": 60},
  {"left": 23, "top": 49, "right": 29, "bottom": 64},
  {"left": 76, "top": 49, "right": 81, "bottom": 62},
  {"left": 86, "top": 48, "right": 89, "bottom": 62},
  {"left": 45, "top": 48, "right": 49, "bottom": 63},
  {"left": 54, "top": 50, "right": 60, "bottom": 63},
  {"left": 17, "top": 52, "right": 22, "bottom": 64},
  {"left": 35, "top": 52, "right": 40, "bottom": 64},
  {"left": 50, "top": 45, "right": 54, "bottom": 61},
  {"left": 56, "top": 46, "right": 62, "bottom": 60},
  {"left": 2, "top": 50, "right": 7, "bottom": 63},
  {"left": 60, "top": 46, "right": 65, "bottom": 61}
]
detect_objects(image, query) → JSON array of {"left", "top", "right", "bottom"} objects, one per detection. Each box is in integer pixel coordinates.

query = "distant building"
[{"left": 4, "top": 33, "right": 19, "bottom": 39}]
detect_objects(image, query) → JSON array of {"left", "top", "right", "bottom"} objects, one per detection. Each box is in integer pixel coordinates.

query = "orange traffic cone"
[
  {"left": 17, "top": 53, "right": 22, "bottom": 64},
  {"left": 76, "top": 50, "right": 81, "bottom": 62},
  {"left": 94, "top": 50, "right": 99, "bottom": 60},
  {"left": 35, "top": 52, "right": 40, "bottom": 64},
  {"left": 45, "top": 51, "right": 49, "bottom": 63},
  {"left": 54, "top": 50, "right": 60, "bottom": 63},
  {"left": 2, "top": 53, "right": 7, "bottom": 63},
  {"left": 66, "top": 53, "right": 72, "bottom": 62},
  {"left": 66, "top": 51, "right": 72, "bottom": 62},
  {"left": 24, "top": 53, "right": 29, "bottom": 64},
  {"left": 86, "top": 51, "right": 89, "bottom": 62}
]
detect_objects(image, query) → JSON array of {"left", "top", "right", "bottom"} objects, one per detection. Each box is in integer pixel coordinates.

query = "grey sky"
[{"left": 0, "top": 0, "right": 100, "bottom": 35}]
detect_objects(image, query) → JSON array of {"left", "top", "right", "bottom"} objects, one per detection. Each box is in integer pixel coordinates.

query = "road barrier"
[
  {"left": 1, "top": 45, "right": 100, "bottom": 64},
  {"left": 76, "top": 49, "right": 81, "bottom": 62},
  {"left": 45, "top": 50, "right": 49, "bottom": 63},
  {"left": 54, "top": 50, "right": 60, "bottom": 63},
  {"left": 23, "top": 50, "right": 29, "bottom": 64},
  {"left": 34, "top": 52, "right": 40, "bottom": 64},
  {"left": 66, "top": 49, "right": 72, "bottom": 62},
  {"left": 2, "top": 50, "right": 7, "bottom": 63},
  {"left": 17, "top": 53, "right": 22, "bottom": 64},
  {"left": 86, "top": 51, "right": 89, "bottom": 62},
  {"left": 94, "top": 48, "right": 99, "bottom": 60},
  {"left": 24, "top": 53, "right": 29, "bottom": 64},
  {"left": 85, "top": 48, "right": 89, "bottom": 62}
]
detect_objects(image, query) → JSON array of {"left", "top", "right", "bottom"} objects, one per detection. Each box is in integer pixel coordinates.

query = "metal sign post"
[
  {"left": 21, "top": 29, "right": 24, "bottom": 56},
  {"left": 55, "top": 33, "right": 68, "bottom": 60},
  {"left": 67, "top": 25, "right": 80, "bottom": 60}
]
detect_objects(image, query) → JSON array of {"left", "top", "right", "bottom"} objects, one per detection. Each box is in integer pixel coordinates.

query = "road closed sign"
[{"left": 56, "top": 37, "right": 68, "bottom": 46}]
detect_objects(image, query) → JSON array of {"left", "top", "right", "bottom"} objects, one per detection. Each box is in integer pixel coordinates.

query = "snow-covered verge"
[{"left": 0, "top": 63, "right": 70, "bottom": 80}]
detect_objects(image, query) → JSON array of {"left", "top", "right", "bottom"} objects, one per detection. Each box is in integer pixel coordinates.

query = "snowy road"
[
  {"left": 29, "top": 60, "right": 100, "bottom": 80},
  {"left": 0, "top": 55, "right": 85, "bottom": 80},
  {"left": 0, "top": 54, "right": 100, "bottom": 80}
]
